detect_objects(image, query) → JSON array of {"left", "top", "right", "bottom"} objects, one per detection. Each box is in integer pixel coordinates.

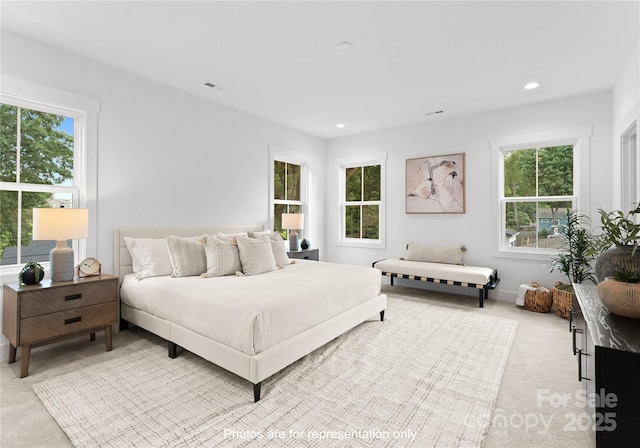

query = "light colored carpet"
[{"left": 32, "top": 297, "right": 517, "bottom": 447}]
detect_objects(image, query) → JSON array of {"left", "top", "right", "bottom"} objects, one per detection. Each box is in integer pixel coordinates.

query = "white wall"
[
  {"left": 0, "top": 30, "right": 326, "bottom": 274},
  {"left": 611, "top": 39, "right": 640, "bottom": 209},
  {"left": 0, "top": 30, "right": 326, "bottom": 355},
  {"left": 324, "top": 92, "right": 613, "bottom": 300}
]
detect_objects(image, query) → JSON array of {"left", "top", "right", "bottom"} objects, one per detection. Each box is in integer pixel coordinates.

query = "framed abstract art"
[{"left": 406, "top": 152, "right": 465, "bottom": 213}]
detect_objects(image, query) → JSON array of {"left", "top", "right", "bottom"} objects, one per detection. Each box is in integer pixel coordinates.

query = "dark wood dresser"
[{"left": 571, "top": 284, "right": 640, "bottom": 447}]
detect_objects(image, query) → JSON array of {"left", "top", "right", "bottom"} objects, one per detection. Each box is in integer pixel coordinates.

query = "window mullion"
[
  {"left": 16, "top": 106, "right": 21, "bottom": 184},
  {"left": 360, "top": 167, "right": 364, "bottom": 239},
  {"left": 17, "top": 190, "right": 22, "bottom": 263}
]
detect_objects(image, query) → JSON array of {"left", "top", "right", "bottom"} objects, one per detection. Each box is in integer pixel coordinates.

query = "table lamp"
[
  {"left": 32, "top": 208, "right": 89, "bottom": 282},
  {"left": 282, "top": 213, "right": 304, "bottom": 252}
]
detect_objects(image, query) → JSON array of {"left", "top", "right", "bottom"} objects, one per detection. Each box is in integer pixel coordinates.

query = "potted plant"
[
  {"left": 19, "top": 261, "right": 44, "bottom": 286},
  {"left": 597, "top": 269, "right": 640, "bottom": 318},
  {"left": 594, "top": 203, "right": 640, "bottom": 282},
  {"left": 549, "top": 210, "right": 597, "bottom": 318}
]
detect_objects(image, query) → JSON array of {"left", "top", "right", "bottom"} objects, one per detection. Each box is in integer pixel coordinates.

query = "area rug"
[{"left": 33, "top": 297, "right": 517, "bottom": 447}]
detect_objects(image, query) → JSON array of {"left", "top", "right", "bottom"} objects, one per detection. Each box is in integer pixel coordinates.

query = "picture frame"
[{"left": 406, "top": 152, "right": 465, "bottom": 213}]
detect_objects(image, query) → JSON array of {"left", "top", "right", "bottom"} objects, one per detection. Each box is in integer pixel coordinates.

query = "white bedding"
[{"left": 120, "top": 260, "right": 381, "bottom": 356}]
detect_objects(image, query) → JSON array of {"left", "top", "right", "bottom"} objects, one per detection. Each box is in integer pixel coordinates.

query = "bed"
[{"left": 114, "top": 226, "right": 387, "bottom": 402}]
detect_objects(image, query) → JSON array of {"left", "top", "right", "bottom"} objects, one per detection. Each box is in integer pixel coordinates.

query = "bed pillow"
[
  {"left": 248, "top": 229, "right": 290, "bottom": 267},
  {"left": 266, "top": 232, "right": 291, "bottom": 267},
  {"left": 405, "top": 243, "right": 466, "bottom": 265},
  {"left": 236, "top": 235, "right": 278, "bottom": 275},
  {"left": 123, "top": 237, "right": 173, "bottom": 280},
  {"left": 164, "top": 234, "right": 207, "bottom": 277},
  {"left": 202, "top": 234, "right": 242, "bottom": 277},
  {"left": 215, "top": 232, "right": 248, "bottom": 243}
]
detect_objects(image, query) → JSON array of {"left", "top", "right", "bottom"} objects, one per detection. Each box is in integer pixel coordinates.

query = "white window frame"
[
  {"left": 621, "top": 118, "right": 639, "bottom": 216},
  {"left": 268, "top": 145, "right": 310, "bottom": 234},
  {"left": 490, "top": 126, "right": 591, "bottom": 260},
  {"left": 337, "top": 152, "right": 387, "bottom": 249},
  {"left": 0, "top": 76, "right": 99, "bottom": 278}
]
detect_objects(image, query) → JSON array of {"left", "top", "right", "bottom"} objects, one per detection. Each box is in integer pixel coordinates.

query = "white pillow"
[
  {"left": 236, "top": 235, "right": 278, "bottom": 276},
  {"left": 202, "top": 235, "right": 242, "bottom": 277},
  {"left": 248, "top": 230, "right": 290, "bottom": 267},
  {"left": 266, "top": 232, "right": 291, "bottom": 267},
  {"left": 405, "top": 243, "right": 466, "bottom": 265},
  {"left": 164, "top": 234, "right": 207, "bottom": 277},
  {"left": 216, "top": 232, "right": 248, "bottom": 243},
  {"left": 123, "top": 237, "right": 172, "bottom": 280}
]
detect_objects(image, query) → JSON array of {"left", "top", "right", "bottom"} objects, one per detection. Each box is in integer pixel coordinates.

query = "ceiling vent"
[{"left": 425, "top": 110, "right": 445, "bottom": 116}]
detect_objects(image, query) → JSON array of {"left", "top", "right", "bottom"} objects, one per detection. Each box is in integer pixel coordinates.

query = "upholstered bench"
[{"left": 373, "top": 244, "right": 499, "bottom": 307}]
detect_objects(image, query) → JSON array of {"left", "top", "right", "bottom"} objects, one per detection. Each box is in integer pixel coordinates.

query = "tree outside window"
[
  {"left": 344, "top": 164, "right": 381, "bottom": 240},
  {"left": 273, "top": 160, "right": 302, "bottom": 239},
  {"left": 0, "top": 103, "right": 76, "bottom": 265},
  {"left": 502, "top": 145, "right": 575, "bottom": 250}
]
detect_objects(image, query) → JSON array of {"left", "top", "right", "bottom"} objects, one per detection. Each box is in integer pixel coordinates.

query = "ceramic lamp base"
[
  {"left": 288, "top": 232, "right": 299, "bottom": 252},
  {"left": 50, "top": 241, "right": 74, "bottom": 282}
]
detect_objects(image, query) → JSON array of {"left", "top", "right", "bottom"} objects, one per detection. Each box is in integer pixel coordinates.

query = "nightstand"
[
  {"left": 2, "top": 274, "right": 118, "bottom": 378},
  {"left": 287, "top": 248, "right": 319, "bottom": 261}
]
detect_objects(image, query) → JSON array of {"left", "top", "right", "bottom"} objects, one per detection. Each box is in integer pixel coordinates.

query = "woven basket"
[
  {"left": 524, "top": 282, "right": 553, "bottom": 313},
  {"left": 553, "top": 281, "right": 573, "bottom": 319}
]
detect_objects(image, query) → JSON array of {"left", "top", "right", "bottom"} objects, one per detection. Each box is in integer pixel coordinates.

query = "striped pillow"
[
  {"left": 164, "top": 234, "right": 207, "bottom": 277},
  {"left": 236, "top": 235, "right": 278, "bottom": 276},
  {"left": 202, "top": 235, "right": 242, "bottom": 277}
]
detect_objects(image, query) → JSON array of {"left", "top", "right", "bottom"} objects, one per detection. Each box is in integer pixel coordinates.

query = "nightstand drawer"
[
  {"left": 287, "top": 249, "right": 319, "bottom": 261},
  {"left": 20, "top": 280, "right": 117, "bottom": 318},
  {"left": 20, "top": 301, "right": 117, "bottom": 345}
]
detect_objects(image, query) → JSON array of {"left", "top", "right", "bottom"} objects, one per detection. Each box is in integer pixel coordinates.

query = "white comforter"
[{"left": 120, "top": 260, "right": 381, "bottom": 356}]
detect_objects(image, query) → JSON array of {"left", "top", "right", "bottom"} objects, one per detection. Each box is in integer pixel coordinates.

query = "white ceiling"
[{"left": 1, "top": 1, "right": 638, "bottom": 139}]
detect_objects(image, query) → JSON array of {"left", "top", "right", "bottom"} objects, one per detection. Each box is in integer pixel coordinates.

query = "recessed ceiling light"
[
  {"left": 524, "top": 81, "right": 540, "bottom": 90},
  {"left": 336, "top": 41, "right": 353, "bottom": 51},
  {"left": 336, "top": 123, "right": 346, "bottom": 128}
]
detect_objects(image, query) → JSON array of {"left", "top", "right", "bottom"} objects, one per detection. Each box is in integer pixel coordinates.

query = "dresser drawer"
[
  {"left": 20, "top": 279, "right": 117, "bottom": 318},
  {"left": 20, "top": 301, "right": 117, "bottom": 345}
]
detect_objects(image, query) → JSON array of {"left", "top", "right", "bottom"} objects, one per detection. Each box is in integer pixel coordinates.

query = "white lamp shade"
[
  {"left": 32, "top": 208, "right": 89, "bottom": 241},
  {"left": 281, "top": 213, "right": 304, "bottom": 230}
]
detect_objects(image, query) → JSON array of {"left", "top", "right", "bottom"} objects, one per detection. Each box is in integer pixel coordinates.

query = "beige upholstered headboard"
[{"left": 114, "top": 225, "right": 263, "bottom": 285}]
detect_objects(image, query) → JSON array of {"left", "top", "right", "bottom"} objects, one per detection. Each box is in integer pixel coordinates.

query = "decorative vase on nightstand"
[
  {"left": 18, "top": 261, "right": 44, "bottom": 286},
  {"left": 301, "top": 239, "right": 310, "bottom": 250}
]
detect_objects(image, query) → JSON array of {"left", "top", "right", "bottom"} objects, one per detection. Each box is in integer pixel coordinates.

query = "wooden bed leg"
[
  {"left": 254, "top": 382, "right": 262, "bottom": 402},
  {"left": 168, "top": 342, "right": 178, "bottom": 359},
  {"left": 380, "top": 310, "right": 385, "bottom": 321}
]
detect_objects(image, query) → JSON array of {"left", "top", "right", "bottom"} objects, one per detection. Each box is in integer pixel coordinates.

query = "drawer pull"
[
  {"left": 577, "top": 348, "right": 590, "bottom": 382},
  {"left": 64, "top": 316, "right": 82, "bottom": 325},
  {"left": 65, "top": 293, "right": 83, "bottom": 301},
  {"left": 572, "top": 327, "right": 583, "bottom": 355}
]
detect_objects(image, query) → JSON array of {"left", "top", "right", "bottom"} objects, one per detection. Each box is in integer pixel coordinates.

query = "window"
[
  {"left": 338, "top": 152, "right": 386, "bottom": 248},
  {"left": 0, "top": 77, "right": 98, "bottom": 273},
  {"left": 269, "top": 145, "right": 309, "bottom": 240},
  {"left": 490, "top": 126, "right": 591, "bottom": 258}
]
